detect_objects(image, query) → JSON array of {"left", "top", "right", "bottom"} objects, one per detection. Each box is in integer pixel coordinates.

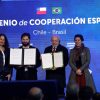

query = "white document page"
[
  {"left": 54, "top": 52, "right": 63, "bottom": 68},
  {"left": 41, "top": 53, "right": 53, "bottom": 69},
  {"left": 24, "top": 48, "right": 36, "bottom": 65},
  {"left": 10, "top": 48, "right": 22, "bottom": 65}
]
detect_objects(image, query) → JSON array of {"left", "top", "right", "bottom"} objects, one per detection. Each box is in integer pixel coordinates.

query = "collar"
[{"left": 22, "top": 45, "right": 30, "bottom": 48}]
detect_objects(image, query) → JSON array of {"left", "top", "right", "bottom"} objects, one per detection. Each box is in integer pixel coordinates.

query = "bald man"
[
  {"left": 28, "top": 87, "right": 43, "bottom": 100},
  {"left": 44, "top": 35, "right": 68, "bottom": 96}
]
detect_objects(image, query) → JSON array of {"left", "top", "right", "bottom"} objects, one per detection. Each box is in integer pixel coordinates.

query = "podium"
[{"left": 0, "top": 80, "right": 58, "bottom": 100}]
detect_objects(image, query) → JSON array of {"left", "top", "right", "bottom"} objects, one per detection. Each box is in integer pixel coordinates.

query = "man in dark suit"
[
  {"left": 16, "top": 33, "right": 41, "bottom": 80},
  {"left": 44, "top": 35, "right": 68, "bottom": 96}
]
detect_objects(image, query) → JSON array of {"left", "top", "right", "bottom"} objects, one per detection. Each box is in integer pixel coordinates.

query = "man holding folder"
[
  {"left": 44, "top": 35, "right": 68, "bottom": 96},
  {"left": 15, "top": 33, "right": 41, "bottom": 80}
]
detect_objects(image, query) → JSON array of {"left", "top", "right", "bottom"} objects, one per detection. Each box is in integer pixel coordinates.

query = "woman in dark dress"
[{"left": 0, "top": 34, "right": 11, "bottom": 81}]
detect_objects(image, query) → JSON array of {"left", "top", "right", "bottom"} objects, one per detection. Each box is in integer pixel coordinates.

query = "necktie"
[{"left": 52, "top": 47, "right": 56, "bottom": 53}]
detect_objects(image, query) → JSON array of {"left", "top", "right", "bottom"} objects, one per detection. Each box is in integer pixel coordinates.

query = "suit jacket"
[
  {"left": 44, "top": 44, "right": 68, "bottom": 87},
  {"left": 0, "top": 48, "right": 12, "bottom": 80},
  {"left": 16, "top": 45, "right": 41, "bottom": 80},
  {"left": 68, "top": 47, "right": 96, "bottom": 93}
]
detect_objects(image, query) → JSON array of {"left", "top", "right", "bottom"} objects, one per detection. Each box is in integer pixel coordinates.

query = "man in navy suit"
[{"left": 44, "top": 35, "right": 68, "bottom": 96}]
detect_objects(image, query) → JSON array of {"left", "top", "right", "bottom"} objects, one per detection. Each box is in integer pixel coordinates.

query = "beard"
[{"left": 22, "top": 42, "right": 30, "bottom": 46}]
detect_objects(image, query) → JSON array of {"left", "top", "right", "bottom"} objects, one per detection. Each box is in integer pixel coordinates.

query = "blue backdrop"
[{"left": 0, "top": 0, "right": 100, "bottom": 92}]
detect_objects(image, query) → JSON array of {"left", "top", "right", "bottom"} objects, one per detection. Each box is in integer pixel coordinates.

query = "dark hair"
[
  {"left": 66, "top": 83, "right": 79, "bottom": 100},
  {"left": 93, "top": 92, "right": 100, "bottom": 100},
  {"left": 28, "top": 94, "right": 42, "bottom": 100},
  {"left": 21, "top": 33, "right": 30, "bottom": 40},
  {"left": 79, "top": 86, "right": 93, "bottom": 100},
  {"left": 0, "top": 34, "right": 9, "bottom": 50},
  {"left": 74, "top": 34, "right": 84, "bottom": 41}
]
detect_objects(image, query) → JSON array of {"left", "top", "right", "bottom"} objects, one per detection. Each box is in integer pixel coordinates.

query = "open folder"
[
  {"left": 10, "top": 48, "right": 36, "bottom": 65},
  {"left": 41, "top": 52, "right": 63, "bottom": 69}
]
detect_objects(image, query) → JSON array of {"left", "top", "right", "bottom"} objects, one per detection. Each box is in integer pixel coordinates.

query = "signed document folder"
[
  {"left": 10, "top": 48, "right": 36, "bottom": 65},
  {"left": 41, "top": 52, "right": 63, "bottom": 69}
]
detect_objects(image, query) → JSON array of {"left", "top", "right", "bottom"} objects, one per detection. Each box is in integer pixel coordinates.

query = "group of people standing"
[{"left": 0, "top": 33, "right": 96, "bottom": 96}]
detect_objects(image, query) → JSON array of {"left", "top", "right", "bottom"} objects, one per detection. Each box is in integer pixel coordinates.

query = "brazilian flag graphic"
[{"left": 52, "top": 7, "right": 62, "bottom": 14}]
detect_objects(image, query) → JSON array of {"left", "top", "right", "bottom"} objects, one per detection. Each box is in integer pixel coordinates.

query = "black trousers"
[
  {"left": 16, "top": 68, "right": 37, "bottom": 80},
  {"left": 46, "top": 73, "right": 65, "bottom": 95}
]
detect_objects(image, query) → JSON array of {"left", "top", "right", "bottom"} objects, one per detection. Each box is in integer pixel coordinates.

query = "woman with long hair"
[{"left": 0, "top": 34, "right": 11, "bottom": 81}]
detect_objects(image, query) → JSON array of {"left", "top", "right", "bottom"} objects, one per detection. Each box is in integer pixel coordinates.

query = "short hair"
[
  {"left": 28, "top": 87, "right": 43, "bottom": 100},
  {"left": 66, "top": 83, "right": 79, "bottom": 100},
  {"left": 74, "top": 34, "right": 84, "bottom": 41},
  {"left": 93, "top": 92, "right": 100, "bottom": 100},
  {"left": 79, "top": 86, "right": 93, "bottom": 100},
  {"left": 21, "top": 33, "right": 30, "bottom": 40},
  {"left": 51, "top": 35, "right": 60, "bottom": 42}
]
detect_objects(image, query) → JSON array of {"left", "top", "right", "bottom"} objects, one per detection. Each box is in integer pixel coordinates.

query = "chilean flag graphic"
[{"left": 37, "top": 7, "right": 47, "bottom": 14}]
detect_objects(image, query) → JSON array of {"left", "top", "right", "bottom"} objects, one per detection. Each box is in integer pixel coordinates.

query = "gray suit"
[{"left": 68, "top": 47, "right": 96, "bottom": 93}]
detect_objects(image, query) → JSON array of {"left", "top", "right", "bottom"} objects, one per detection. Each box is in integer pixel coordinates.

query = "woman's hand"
[{"left": 76, "top": 69, "right": 82, "bottom": 75}]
